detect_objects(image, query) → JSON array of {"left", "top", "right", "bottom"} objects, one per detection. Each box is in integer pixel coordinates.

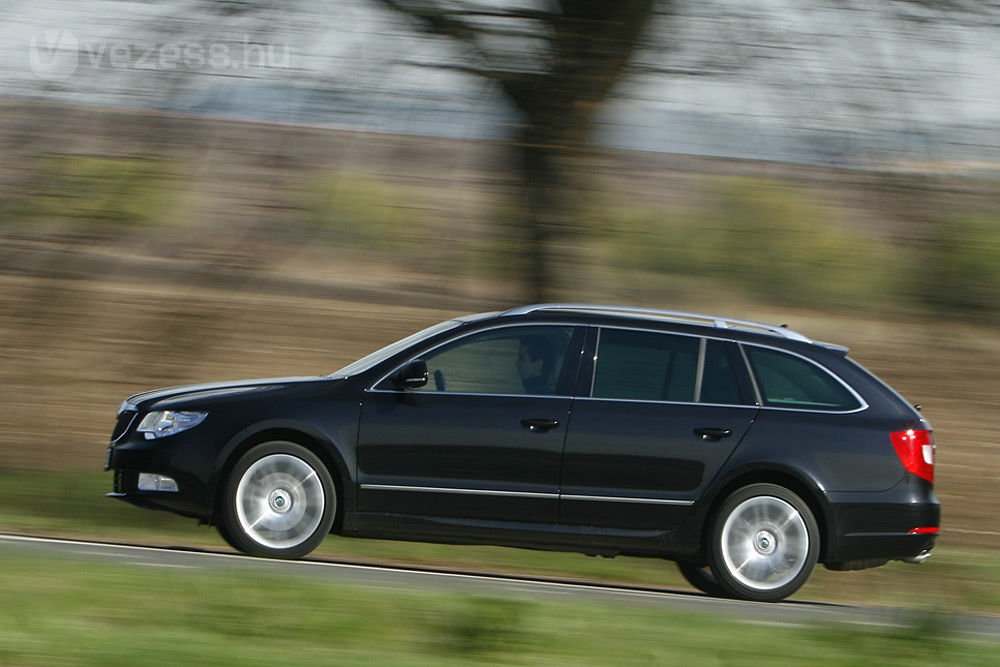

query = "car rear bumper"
[{"left": 823, "top": 477, "right": 939, "bottom": 564}]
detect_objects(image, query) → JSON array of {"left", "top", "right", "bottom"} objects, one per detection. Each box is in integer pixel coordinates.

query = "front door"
[{"left": 358, "top": 324, "right": 582, "bottom": 524}]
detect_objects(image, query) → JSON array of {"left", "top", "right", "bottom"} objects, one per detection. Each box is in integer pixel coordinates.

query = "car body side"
[{"left": 106, "top": 311, "right": 938, "bottom": 567}]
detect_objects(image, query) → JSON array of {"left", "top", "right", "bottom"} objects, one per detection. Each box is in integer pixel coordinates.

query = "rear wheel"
[
  {"left": 708, "top": 483, "right": 819, "bottom": 602},
  {"left": 220, "top": 441, "right": 336, "bottom": 559}
]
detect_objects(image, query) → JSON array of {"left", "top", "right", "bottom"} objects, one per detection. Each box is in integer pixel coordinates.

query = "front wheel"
[
  {"left": 220, "top": 441, "right": 336, "bottom": 559},
  {"left": 707, "top": 483, "right": 819, "bottom": 602},
  {"left": 676, "top": 561, "right": 727, "bottom": 597}
]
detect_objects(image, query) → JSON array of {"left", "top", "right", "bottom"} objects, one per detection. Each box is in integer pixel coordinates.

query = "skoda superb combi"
[{"left": 105, "top": 304, "right": 939, "bottom": 601}]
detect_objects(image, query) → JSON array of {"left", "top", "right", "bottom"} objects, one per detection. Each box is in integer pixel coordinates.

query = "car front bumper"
[{"left": 105, "top": 433, "right": 215, "bottom": 521}]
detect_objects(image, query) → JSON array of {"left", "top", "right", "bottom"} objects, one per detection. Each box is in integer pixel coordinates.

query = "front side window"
[
  {"left": 592, "top": 329, "right": 699, "bottom": 402},
  {"left": 406, "top": 326, "right": 576, "bottom": 396},
  {"left": 745, "top": 346, "right": 861, "bottom": 411}
]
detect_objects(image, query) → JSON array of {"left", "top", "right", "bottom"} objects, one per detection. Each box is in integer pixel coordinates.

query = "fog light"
[{"left": 138, "top": 473, "right": 179, "bottom": 492}]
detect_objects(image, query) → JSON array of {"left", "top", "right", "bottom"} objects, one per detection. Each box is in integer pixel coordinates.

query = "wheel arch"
[
  {"left": 211, "top": 422, "right": 351, "bottom": 532},
  {"left": 693, "top": 465, "right": 832, "bottom": 563}
]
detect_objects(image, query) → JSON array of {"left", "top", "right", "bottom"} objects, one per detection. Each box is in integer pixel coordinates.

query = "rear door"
[{"left": 560, "top": 328, "right": 757, "bottom": 530}]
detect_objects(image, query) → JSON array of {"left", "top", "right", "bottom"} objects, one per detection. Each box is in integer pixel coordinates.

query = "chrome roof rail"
[{"left": 500, "top": 303, "right": 813, "bottom": 343}]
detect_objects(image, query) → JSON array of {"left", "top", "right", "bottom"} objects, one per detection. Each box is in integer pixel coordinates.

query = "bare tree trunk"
[{"left": 517, "top": 135, "right": 559, "bottom": 302}]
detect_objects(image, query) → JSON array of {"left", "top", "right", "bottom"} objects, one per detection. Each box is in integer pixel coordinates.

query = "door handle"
[
  {"left": 694, "top": 427, "right": 733, "bottom": 441},
  {"left": 521, "top": 418, "right": 560, "bottom": 433}
]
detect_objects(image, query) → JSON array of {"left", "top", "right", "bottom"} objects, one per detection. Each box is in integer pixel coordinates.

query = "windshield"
[{"left": 330, "top": 319, "right": 461, "bottom": 377}]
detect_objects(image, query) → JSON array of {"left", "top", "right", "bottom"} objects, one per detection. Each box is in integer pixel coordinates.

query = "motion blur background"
[{"left": 1, "top": 0, "right": 999, "bottom": 625}]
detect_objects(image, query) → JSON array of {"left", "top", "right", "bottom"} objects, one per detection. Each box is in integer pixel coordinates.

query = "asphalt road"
[{"left": 2, "top": 533, "right": 998, "bottom": 641}]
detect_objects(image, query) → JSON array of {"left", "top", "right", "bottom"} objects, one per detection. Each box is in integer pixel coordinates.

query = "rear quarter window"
[{"left": 745, "top": 346, "right": 861, "bottom": 411}]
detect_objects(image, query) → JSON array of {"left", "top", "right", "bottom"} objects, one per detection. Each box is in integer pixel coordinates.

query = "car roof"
[{"left": 491, "top": 303, "right": 849, "bottom": 353}]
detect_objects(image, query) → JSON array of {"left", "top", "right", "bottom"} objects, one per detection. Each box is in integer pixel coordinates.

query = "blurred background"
[{"left": 1, "top": 0, "right": 1000, "bottom": 639}]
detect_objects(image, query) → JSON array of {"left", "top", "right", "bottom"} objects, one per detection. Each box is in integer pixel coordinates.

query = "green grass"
[
  {"left": 0, "top": 551, "right": 995, "bottom": 666},
  {"left": 2, "top": 470, "right": 998, "bottom": 614}
]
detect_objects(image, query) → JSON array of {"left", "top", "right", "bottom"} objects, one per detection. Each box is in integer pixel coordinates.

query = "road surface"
[{"left": 2, "top": 533, "right": 997, "bottom": 640}]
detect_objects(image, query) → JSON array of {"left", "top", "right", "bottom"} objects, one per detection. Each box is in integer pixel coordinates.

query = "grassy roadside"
[
  {"left": 0, "top": 550, "right": 995, "bottom": 667},
  {"left": 2, "top": 470, "right": 998, "bottom": 614}
]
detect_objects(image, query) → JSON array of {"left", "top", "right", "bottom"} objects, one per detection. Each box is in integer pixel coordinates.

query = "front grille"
[{"left": 111, "top": 410, "right": 138, "bottom": 442}]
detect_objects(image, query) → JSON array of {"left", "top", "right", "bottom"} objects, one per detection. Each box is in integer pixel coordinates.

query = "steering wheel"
[{"left": 433, "top": 369, "right": 447, "bottom": 392}]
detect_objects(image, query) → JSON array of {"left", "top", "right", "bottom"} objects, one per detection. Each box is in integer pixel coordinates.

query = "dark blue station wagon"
[{"left": 106, "top": 304, "right": 939, "bottom": 601}]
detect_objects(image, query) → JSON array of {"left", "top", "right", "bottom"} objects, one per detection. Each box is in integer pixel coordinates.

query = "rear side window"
[
  {"left": 593, "top": 330, "right": 699, "bottom": 401},
  {"left": 745, "top": 347, "right": 861, "bottom": 411}
]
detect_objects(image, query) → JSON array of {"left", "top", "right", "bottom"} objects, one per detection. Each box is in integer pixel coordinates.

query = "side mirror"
[{"left": 392, "top": 359, "right": 428, "bottom": 390}]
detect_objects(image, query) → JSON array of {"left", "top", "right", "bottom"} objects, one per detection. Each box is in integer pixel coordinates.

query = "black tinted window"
[
  {"left": 700, "top": 340, "right": 744, "bottom": 405},
  {"left": 411, "top": 326, "right": 575, "bottom": 396},
  {"left": 746, "top": 347, "right": 860, "bottom": 411},
  {"left": 593, "top": 330, "right": 699, "bottom": 401}
]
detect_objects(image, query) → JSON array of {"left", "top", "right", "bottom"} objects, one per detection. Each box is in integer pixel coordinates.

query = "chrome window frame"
[{"left": 366, "top": 319, "right": 868, "bottom": 415}]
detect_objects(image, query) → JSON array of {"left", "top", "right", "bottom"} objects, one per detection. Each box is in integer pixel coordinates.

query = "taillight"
[{"left": 890, "top": 429, "right": 935, "bottom": 483}]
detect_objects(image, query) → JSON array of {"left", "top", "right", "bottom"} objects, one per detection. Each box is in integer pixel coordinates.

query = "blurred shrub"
[
  {"left": 436, "top": 597, "right": 531, "bottom": 656},
  {"left": 299, "top": 172, "right": 431, "bottom": 252},
  {"left": 600, "top": 178, "right": 896, "bottom": 309},
  {"left": 917, "top": 216, "right": 1000, "bottom": 321},
  {"left": 5, "top": 154, "right": 177, "bottom": 233}
]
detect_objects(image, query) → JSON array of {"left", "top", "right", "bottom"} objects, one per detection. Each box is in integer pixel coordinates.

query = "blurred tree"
[{"left": 371, "top": 1, "right": 658, "bottom": 301}]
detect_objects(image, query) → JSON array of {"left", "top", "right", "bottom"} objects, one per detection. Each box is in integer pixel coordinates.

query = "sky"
[{"left": 2, "top": 0, "right": 999, "bottom": 166}]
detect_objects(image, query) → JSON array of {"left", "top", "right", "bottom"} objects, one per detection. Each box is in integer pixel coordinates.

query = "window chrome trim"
[
  {"left": 364, "top": 320, "right": 867, "bottom": 414},
  {"left": 360, "top": 484, "right": 695, "bottom": 506},
  {"left": 366, "top": 389, "right": 575, "bottom": 399},
  {"left": 738, "top": 342, "right": 869, "bottom": 414},
  {"left": 571, "top": 396, "right": 760, "bottom": 410}
]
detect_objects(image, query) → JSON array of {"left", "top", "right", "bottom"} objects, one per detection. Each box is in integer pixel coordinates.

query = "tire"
[
  {"left": 220, "top": 441, "right": 336, "bottom": 559},
  {"left": 707, "top": 483, "right": 819, "bottom": 602},
  {"left": 676, "top": 561, "right": 728, "bottom": 597},
  {"left": 216, "top": 521, "right": 239, "bottom": 551}
]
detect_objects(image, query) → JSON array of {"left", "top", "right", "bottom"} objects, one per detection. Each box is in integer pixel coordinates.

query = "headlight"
[{"left": 137, "top": 411, "right": 208, "bottom": 439}]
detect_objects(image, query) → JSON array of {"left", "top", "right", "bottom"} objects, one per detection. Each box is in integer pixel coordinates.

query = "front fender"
[{"left": 209, "top": 411, "right": 360, "bottom": 522}]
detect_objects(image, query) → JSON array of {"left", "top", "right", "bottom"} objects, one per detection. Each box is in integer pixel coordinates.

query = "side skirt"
[{"left": 341, "top": 512, "right": 687, "bottom": 559}]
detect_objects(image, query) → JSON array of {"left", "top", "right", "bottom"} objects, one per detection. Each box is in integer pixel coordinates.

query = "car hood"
[{"left": 123, "top": 376, "right": 345, "bottom": 411}]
